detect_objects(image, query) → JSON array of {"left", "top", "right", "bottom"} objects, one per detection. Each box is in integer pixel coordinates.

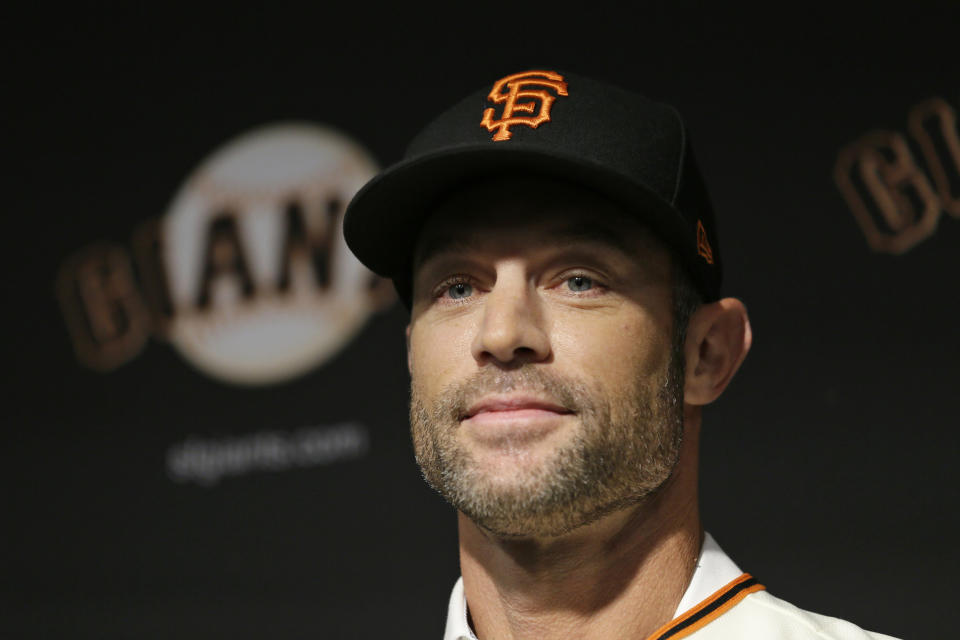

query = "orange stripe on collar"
[{"left": 646, "top": 573, "right": 766, "bottom": 640}]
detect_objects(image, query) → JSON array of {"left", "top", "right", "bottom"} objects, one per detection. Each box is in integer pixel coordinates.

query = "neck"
[{"left": 458, "top": 413, "right": 702, "bottom": 640}]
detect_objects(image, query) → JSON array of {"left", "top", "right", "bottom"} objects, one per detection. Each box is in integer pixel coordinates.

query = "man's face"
[{"left": 407, "top": 178, "right": 685, "bottom": 538}]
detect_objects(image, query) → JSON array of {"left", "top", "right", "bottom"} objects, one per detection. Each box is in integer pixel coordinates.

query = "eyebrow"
[{"left": 415, "top": 222, "right": 644, "bottom": 269}]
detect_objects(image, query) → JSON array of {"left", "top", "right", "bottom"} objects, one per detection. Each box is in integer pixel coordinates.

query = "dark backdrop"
[{"left": 5, "top": 5, "right": 958, "bottom": 638}]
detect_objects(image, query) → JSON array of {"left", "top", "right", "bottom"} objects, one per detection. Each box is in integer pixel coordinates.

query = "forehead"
[{"left": 414, "top": 176, "right": 664, "bottom": 264}]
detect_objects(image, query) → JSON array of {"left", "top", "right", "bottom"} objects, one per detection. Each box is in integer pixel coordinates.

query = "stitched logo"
[
  {"left": 697, "top": 220, "right": 714, "bottom": 264},
  {"left": 480, "top": 70, "right": 569, "bottom": 141}
]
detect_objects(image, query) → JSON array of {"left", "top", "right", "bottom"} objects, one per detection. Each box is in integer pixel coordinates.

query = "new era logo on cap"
[
  {"left": 480, "top": 70, "right": 569, "bottom": 141},
  {"left": 697, "top": 220, "right": 715, "bottom": 265}
]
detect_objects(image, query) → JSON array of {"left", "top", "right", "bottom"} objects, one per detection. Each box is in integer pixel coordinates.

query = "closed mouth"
[{"left": 462, "top": 394, "right": 573, "bottom": 420}]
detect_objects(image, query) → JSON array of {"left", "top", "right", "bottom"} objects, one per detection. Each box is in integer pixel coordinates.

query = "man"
[{"left": 343, "top": 70, "right": 897, "bottom": 639}]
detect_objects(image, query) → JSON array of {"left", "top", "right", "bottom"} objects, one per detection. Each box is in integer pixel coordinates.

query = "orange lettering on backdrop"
[
  {"left": 908, "top": 98, "right": 960, "bottom": 218},
  {"left": 56, "top": 245, "right": 151, "bottom": 371},
  {"left": 834, "top": 131, "right": 941, "bottom": 254}
]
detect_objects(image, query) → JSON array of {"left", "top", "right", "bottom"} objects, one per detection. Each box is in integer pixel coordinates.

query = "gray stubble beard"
[{"left": 409, "top": 356, "right": 685, "bottom": 538}]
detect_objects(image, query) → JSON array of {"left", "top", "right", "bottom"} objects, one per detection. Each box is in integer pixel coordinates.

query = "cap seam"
[{"left": 669, "top": 105, "right": 687, "bottom": 207}]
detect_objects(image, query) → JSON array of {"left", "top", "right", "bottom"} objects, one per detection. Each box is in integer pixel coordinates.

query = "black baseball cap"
[{"left": 343, "top": 69, "right": 722, "bottom": 305}]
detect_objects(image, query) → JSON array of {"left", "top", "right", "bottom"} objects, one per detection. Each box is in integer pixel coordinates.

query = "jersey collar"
[{"left": 443, "top": 532, "right": 750, "bottom": 640}]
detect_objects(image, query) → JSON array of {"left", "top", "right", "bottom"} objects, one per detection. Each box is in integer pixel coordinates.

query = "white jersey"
[{"left": 443, "top": 533, "right": 898, "bottom": 640}]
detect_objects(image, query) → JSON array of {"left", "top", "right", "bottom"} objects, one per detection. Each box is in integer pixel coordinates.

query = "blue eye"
[
  {"left": 567, "top": 276, "right": 593, "bottom": 292},
  {"left": 448, "top": 282, "right": 473, "bottom": 299}
]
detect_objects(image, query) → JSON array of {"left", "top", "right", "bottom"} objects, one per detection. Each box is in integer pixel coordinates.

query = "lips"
[{"left": 462, "top": 395, "right": 573, "bottom": 421}]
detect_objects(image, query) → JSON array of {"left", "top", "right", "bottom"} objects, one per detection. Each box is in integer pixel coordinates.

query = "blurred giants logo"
[
  {"left": 57, "top": 123, "right": 393, "bottom": 385},
  {"left": 835, "top": 97, "right": 959, "bottom": 253}
]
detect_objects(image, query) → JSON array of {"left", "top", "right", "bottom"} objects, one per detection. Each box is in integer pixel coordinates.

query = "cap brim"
[{"left": 343, "top": 143, "right": 695, "bottom": 292}]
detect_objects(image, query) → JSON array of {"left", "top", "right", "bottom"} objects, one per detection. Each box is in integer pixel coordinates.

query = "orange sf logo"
[{"left": 481, "top": 70, "right": 569, "bottom": 141}]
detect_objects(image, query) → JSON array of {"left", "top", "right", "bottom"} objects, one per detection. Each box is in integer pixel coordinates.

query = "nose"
[{"left": 470, "top": 264, "right": 551, "bottom": 366}]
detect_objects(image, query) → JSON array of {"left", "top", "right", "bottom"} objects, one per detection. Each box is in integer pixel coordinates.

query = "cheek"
[
  {"left": 409, "top": 317, "right": 476, "bottom": 396},
  {"left": 550, "top": 311, "right": 672, "bottom": 384}
]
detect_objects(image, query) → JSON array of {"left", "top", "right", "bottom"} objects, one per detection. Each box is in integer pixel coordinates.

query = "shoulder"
[{"left": 682, "top": 589, "right": 900, "bottom": 640}]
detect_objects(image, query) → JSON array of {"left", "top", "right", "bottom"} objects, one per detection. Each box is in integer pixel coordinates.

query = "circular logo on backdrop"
[{"left": 161, "top": 123, "right": 389, "bottom": 385}]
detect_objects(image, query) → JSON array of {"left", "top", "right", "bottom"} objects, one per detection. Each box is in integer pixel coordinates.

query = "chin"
[
  {"left": 451, "top": 462, "right": 654, "bottom": 539},
  {"left": 464, "top": 492, "right": 648, "bottom": 539}
]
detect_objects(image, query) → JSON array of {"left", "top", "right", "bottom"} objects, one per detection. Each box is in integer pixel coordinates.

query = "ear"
[
  {"left": 683, "top": 297, "right": 752, "bottom": 406},
  {"left": 405, "top": 324, "right": 413, "bottom": 374}
]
